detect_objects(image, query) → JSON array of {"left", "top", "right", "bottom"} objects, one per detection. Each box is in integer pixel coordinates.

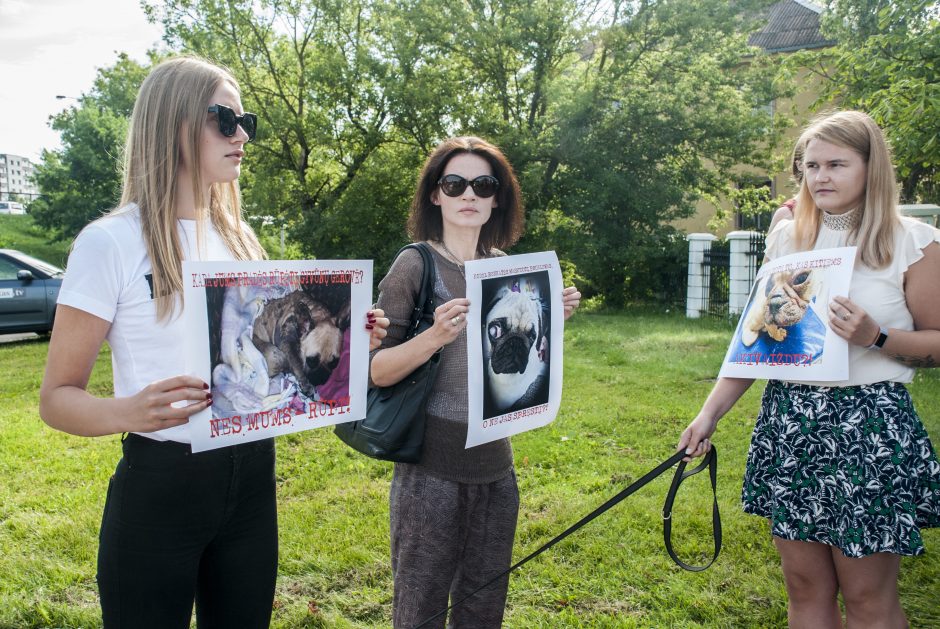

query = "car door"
[{"left": 0, "top": 255, "right": 48, "bottom": 331}]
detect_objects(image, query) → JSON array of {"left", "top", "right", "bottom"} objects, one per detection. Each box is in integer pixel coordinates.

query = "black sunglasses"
[
  {"left": 207, "top": 104, "right": 257, "bottom": 141},
  {"left": 437, "top": 174, "right": 499, "bottom": 198}
]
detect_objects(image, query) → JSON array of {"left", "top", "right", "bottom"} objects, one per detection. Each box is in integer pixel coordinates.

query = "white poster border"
[
  {"left": 465, "top": 251, "right": 564, "bottom": 448},
  {"left": 182, "top": 259, "right": 372, "bottom": 452},
  {"left": 718, "top": 246, "right": 856, "bottom": 381}
]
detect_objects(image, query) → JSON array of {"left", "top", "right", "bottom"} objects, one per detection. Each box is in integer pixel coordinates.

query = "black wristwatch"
[{"left": 867, "top": 326, "right": 888, "bottom": 351}]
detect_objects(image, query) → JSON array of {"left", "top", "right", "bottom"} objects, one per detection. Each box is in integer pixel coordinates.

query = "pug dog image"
[
  {"left": 483, "top": 275, "right": 550, "bottom": 417},
  {"left": 742, "top": 269, "right": 820, "bottom": 346},
  {"left": 252, "top": 289, "right": 350, "bottom": 398}
]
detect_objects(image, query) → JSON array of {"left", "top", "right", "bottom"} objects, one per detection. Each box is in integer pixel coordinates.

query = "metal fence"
[{"left": 692, "top": 232, "right": 765, "bottom": 319}]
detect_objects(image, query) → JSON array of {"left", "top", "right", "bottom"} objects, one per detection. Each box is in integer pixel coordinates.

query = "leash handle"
[
  {"left": 410, "top": 447, "right": 720, "bottom": 629},
  {"left": 663, "top": 447, "right": 721, "bottom": 571}
]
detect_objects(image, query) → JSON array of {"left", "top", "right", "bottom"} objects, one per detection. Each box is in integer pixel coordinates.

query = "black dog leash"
[{"left": 411, "top": 447, "right": 721, "bottom": 628}]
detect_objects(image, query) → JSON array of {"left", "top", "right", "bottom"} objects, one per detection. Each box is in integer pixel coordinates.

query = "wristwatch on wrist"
[{"left": 867, "top": 326, "right": 888, "bottom": 350}]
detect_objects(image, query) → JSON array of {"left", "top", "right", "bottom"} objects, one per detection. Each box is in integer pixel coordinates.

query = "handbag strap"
[
  {"left": 410, "top": 447, "right": 721, "bottom": 629},
  {"left": 392, "top": 243, "right": 436, "bottom": 340}
]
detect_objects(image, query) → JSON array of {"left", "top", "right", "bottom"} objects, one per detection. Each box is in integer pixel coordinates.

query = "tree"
[
  {"left": 29, "top": 54, "right": 152, "bottom": 241},
  {"left": 35, "top": 1, "right": 787, "bottom": 305},
  {"left": 799, "top": 0, "right": 939, "bottom": 201}
]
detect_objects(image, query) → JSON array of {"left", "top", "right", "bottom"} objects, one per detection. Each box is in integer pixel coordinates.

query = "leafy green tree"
[
  {"left": 552, "top": 0, "right": 785, "bottom": 303},
  {"left": 800, "top": 0, "right": 939, "bottom": 200},
  {"left": 146, "top": 0, "right": 418, "bottom": 267},
  {"left": 36, "top": 1, "right": 788, "bottom": 303},
  {"left": 29, "top": 54, "right": 151, "bottom": 241}
]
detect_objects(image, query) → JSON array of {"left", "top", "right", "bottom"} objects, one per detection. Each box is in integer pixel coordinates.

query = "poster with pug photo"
[
  {"left": 719, "top": 246, "right": 856, "bottom": 381},
  {"left": 464, "top": 251, "right": 564, "bottom": 448},
  {"left": 182, "top": 259, "right": 373, "bottom": 452}
]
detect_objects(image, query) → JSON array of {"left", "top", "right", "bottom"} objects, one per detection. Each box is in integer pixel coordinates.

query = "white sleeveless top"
[{"left": 766, "top": 215, "right": 939, "bottom": 387}]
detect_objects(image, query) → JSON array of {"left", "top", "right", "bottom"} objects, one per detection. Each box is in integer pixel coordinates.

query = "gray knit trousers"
[{"left": 390, "top": 463, "right": 519, "bottom": 629}]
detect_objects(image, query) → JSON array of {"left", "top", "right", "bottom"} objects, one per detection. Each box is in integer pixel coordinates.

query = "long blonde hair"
[
  {"left": 118, "top": 56, "right": 265, "bottom": 320},
  {"left": 792, "top": 110, "right": 899, "bottom": 268}
]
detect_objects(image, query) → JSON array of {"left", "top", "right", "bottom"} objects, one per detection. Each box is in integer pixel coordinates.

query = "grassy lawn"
[{"left": 1, "top": 310, "right": 937, "bottom": 628}]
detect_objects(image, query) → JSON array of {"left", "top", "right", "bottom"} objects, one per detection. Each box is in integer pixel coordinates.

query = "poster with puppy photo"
[
  {"left": 182, "top": 260, "right": 373, "bottom": 452},
  {"left": 465, "top": 251, "right": 564, "bottom": 448},
  {"left": 719, "top": 247, "right": 856, "bottom": 381}
]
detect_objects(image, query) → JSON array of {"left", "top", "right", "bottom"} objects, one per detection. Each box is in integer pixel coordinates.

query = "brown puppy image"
[
  {"left": 742, "top": 269, "right": 820, "bottom": 346},
  {"left": 252, "top": 289, "right": 350, "bottom": 398}
]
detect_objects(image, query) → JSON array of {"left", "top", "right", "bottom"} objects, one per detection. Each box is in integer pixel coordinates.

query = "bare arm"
[
  {"left": 677, "top": 377, "right": 755, "bottom": 459},
  {"left": 828, "top": 241, "right": 940, "bottom": 368},
  {"left": 39, "top": 305, "right": 211, "bottom": 437}
]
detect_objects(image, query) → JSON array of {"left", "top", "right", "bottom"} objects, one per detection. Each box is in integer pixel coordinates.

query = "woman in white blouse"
[{"left": 679, "top": 110, "right": 940, "bottom": 628}]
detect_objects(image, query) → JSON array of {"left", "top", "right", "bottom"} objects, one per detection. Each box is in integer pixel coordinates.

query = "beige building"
[{"left": 675, "top": 0, "right": 835, "bottom": 236}]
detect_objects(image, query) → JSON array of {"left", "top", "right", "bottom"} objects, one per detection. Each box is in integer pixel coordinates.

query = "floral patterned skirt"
[{"left": 742, "top": 380, "right": 940, "bottom": 557}]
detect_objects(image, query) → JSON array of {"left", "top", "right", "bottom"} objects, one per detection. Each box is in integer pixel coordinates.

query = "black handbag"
[{"left": 334, "top": 242, "right": 440, "bottom": 463}]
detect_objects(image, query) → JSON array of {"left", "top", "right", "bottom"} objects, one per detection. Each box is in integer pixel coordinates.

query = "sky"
[{"left": 0, "top": 0, "right": 164, "bottom": 161}]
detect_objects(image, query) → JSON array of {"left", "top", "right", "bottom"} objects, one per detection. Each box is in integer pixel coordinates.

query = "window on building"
[{"left": 733, "top": 178, "right": 774, "bottom": 232}]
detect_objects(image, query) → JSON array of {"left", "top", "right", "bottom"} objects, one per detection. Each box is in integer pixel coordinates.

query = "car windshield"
[{"left": 14, "top": 252, "right": 65, "bottom": 277}]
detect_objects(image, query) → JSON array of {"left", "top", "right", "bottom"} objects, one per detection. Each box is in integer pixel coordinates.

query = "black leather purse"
[{"left": 334, "top": 243, "right": 440, "bottom": 463}]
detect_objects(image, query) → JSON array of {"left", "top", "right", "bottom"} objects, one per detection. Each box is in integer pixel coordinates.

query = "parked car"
[
  {"left": 0, "top": 249, "right": 64, "bottom": 334},
  {"left": 0, "top": 201, "right": 27, "bottom": 214}
]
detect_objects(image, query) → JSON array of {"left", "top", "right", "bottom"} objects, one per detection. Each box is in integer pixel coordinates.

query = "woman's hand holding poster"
[
  {"left": 719, "top": 247, "right": 856, "bottom": 381},
  {"left": 182, "top": 260, "right": 373, "bottom": 452},
  {"left": 464, "top": 251, "right": 564, "bottom": 448}
]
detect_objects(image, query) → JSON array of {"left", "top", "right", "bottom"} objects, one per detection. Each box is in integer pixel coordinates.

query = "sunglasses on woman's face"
[
  {"left": 437, "top": 174, "right": 499, "bottom": 198},
  {"left": 207, "top": 104, "right": 257, "bottom": 142}
]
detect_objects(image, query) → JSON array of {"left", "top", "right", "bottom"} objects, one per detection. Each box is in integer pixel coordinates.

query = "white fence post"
[
  {"left": 686, "top": 233, "right": 717, "bottom": 318},
  {"left": 727, "top": 230, "right": 760, "bottom": 316}
]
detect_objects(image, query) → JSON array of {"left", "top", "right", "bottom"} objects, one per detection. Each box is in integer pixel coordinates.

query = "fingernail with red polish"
[
  {"left": 366, "top": 324, "right": 374, "bottom": 330},
  {"left": 202, "top": 382, "right": 209, "bottom": 390}
]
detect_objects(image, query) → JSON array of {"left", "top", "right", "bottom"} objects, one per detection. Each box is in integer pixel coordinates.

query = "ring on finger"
[
  {"left": 842, "top": 312, "right": 851, "bottom": 321},
  {"left": 451, "top": 315, "right": 461, "bottom": 326}
]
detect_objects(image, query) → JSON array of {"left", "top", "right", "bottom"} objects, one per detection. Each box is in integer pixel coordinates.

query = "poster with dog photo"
[
  {"left": 182, "top": 259, "right": 373, "bottom": 453},
  {"left": 719, "top": 246, "right": 856, "bottom": 381},
  {"left": 464, "top": 251, "right": 564, "bottom": 448}
]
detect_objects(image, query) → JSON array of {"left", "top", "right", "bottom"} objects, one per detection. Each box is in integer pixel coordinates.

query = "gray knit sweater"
[{"left": 371, "top": 244, "right": 514, "bottom": 483}]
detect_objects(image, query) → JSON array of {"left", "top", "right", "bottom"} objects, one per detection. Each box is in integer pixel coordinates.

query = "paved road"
[{"left": 0, "top": 332, "right": 41, "bottom": 344}]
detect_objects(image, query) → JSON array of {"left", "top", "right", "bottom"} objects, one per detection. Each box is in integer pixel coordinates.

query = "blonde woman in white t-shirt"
[
  {"left": 679, "top": 111, "right": 940, "bottom": 628},
  {"left": 39, "top": 56, "right": 387, "bottom": 628}
]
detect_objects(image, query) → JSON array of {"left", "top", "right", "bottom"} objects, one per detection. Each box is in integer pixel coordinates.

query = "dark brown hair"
[{"left": 407, "top": 136, "right": 524, "bottom": 254}]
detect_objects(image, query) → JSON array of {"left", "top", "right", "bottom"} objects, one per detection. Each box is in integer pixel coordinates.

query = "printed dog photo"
[
  {"left": 481, "top": 271, "right": 551, "bottom": 420},
  {"left": 206, "top": 281, "right": 351, "bottom": 415},
  {"left": 741, "top": 268, "right": 822, "bottom": 347}
]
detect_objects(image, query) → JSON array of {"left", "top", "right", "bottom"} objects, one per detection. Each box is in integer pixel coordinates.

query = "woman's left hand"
[
  {"left": 367, "top": 308, "right": 390, "bottom": 351},
  {"left": 829, "top": 296, "right": 880, "bottom": 347},
  {"left": 562, "top": 286, "right": 581, "bottom": 321}
]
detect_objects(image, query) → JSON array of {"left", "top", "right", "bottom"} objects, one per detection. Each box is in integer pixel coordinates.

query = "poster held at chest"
[
  {"left": 465, "top": 251, "right": 564, "bottom": 448},
  {"left": 719, "top": 246, "right": 856, "bottom": 381},
  {"left": 183, "top": 260, "right": 373, "bottom": 452}
]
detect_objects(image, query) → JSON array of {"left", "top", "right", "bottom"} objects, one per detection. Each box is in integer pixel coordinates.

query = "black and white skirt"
[{"left": 742, "top": 380, "right": 940, "bottom": 557}]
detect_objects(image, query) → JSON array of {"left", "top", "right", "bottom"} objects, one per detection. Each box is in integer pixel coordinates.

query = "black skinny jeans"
[{"left": 97, "top": 434, "right": 278, "bottom": 629}]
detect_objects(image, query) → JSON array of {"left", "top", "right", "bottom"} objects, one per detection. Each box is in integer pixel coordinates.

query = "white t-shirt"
[
  {"left": 766, "top": 215, "right": 940, "bottom": 387},
  {"left": 58, "top": 205, "right": 236, "bottom": 443}
]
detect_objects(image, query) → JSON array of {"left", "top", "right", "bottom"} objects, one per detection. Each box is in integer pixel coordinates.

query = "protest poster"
[
  {"left": 465, "top": 251, "right": 564, "bottom": 448},
  {"left": 719, "top": 247, "right": 856, "bottom": 381},
  {"left": 182, "top": 260, "right": 373, "bottom": 452}
]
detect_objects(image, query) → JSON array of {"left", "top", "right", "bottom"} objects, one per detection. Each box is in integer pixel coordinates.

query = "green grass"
[
  {"left": 0, "top": 214, "right": 71, "bottom": 267},
  {"left": 1, "top": 311, "right": 938, "bottom": 628}
]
